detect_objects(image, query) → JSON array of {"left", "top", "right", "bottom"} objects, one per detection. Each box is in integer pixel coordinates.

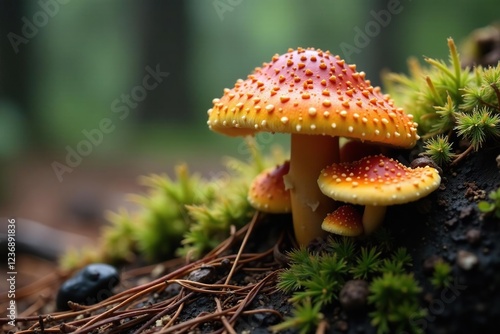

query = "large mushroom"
[
  {"left": 318, "top": 154, "right": 441, "bottom": 234},
  {"left": 207, "top": 47, "right": 419, "bottom": 245}
]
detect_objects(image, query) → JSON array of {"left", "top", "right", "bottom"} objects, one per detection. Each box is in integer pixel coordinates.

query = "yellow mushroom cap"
[
  {"left": 322, "top": 205, "right": 364, "bottom": 236},
  {"left": 318, "top": 154, "right": 441, "bottom": 206},
  {"left": 207, "top": 47, "right": 419, "bottom": 148},
  {"left": 248, "top": 161, "right": 291, "bottom": 213}
]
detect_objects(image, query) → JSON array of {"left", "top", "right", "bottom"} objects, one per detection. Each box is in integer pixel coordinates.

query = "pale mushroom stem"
[
  {"left": 362, "top": 205, "right": 387, "bottom": 235},
  {"left": 286, "top": 134, "right": 340, "bottom": 246}
]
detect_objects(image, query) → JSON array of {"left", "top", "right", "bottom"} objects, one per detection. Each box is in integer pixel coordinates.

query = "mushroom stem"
[
  {"left": 361, "top": 205, "right": 387, "bottom": 235},
  {"left": 286, "top": 134, "right": 340, "bottom": 245}
]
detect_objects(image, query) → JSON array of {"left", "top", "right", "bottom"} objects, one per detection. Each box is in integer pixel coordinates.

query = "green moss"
[
  {"left": 270, "top": 298, "right": 324, "bottom": 334},
  {"left": 430, "top": 260, "right": 453, "bottom": 289},
  {"left": 384, "top": 38, "right": 500, "bottom": 166},
  {"left": 59, "top": 138, "right": 286, "bottom": 268},
  {"left": 276, "top": 235, "right": 423, "bottom": 334},
  {"left": 369, "top": 273, "right": 425, "bottom": 334}
]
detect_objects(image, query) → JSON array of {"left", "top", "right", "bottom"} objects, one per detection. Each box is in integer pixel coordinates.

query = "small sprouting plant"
[
  {"left": 277, "top": 248, "right": 322, "bottom": 293},
  {"left": 430, "top": 260, "right": 453, "bottom": 289},
  {"left": 423, "top": 135, "right": 455, "bottom": 166},
  {"left": 385, "top": 37, "right": 500, "bottom": 166},
  {"left": 326, "top": 236, "right": 356, "bottom": 264},
  {"left": 350, "top": 247, "right": 382, "bottom": 280},
  {"left": 455, "top": 107, "right": 500, "bottom": 150},
  {"left": 278, "top": 249, "right": 348, "bottom": 306},
  {"left": 380, "top": 247, "right": 413, "bottom": 275},
  {"left": 369, "top": 272, "right": 426, "bottom": 334},
  {"left": 270, "top": 298, "right": 324, "bottom": 334},
  {"left": 478, "top": 187, "right": 500, "bottom": 218},
  {"left": 391, "top": 247, "right": 413, "bottom": 268}
]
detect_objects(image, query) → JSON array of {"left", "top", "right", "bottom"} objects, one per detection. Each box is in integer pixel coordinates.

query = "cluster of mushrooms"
[{"left": 207, "top": 47, "right": 441, "bottom": 246}]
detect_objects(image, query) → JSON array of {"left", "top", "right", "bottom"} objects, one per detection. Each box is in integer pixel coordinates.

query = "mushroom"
[
  {"left": 339, "top": 140, "right": 382, "bottom": 163},
  {"left": 322, "top": 205, "right": 363, "bottom": 237},
  {"left": 248, "top": 161, "right": 291, "bottom": 213},
  {"left": 318, "top": 154, "right": 441, "bottom": 234},
  {"left": 207, "top": 47, "right": 419, "bottom": 245}
]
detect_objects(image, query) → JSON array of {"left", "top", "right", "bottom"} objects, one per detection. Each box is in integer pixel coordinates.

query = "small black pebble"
[
  {"left": 187, "top": 266, "right": 216, "bottom": 283},
  {"left": 422, "top": 255, "right": 444, "bottom": 275},
  {"left": 339, "top": 280, "right": 369, "bottom": 313},
  {"left": 466, "top": 228, "right": 481, "bottom": 245},
  {"left": 56, "top": 263, "right": 120, "bottom": 311}
]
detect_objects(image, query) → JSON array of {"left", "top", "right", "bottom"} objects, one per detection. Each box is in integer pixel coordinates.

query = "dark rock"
[
  {"left": 339, "top": 280, "right": 369, "bottom": 313},
  {"left": 56, "top": 263, "right": 119, "bottom": 311},
  {"left": 250, "top": 308, "right": 280, "bottom": 326},
  {"left": 187, "top": 265, "right": 216, "bottom": 283},
  {"left": 459, "top": 206, "right": 474, "bottom": 220},
  {"left": 456, "top": 250, "right": 479, "bottom": 271},
  {"left": 466, "top": 229, "right": 481, "bottom": 245},
  {"left": 334, "top": 319, "right": 349, "bottom": 332},
  {"left": 411, "top": 156, "right": 442, "bottom": 174},
  {"left": 423, "top": 255, "right": 444, "bottom": 275},
  {"left": 445, "top": 217, "right": 458, "bottom": 228}
]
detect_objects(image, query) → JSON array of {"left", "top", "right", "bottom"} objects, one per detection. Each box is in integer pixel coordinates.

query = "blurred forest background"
[{"left": 0, "top": 0, "right": 499, "bottom": 268}]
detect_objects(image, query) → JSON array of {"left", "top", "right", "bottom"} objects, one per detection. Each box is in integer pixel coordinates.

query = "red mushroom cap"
[
  {"left": 207, "top": 47, "right": 419, "bottom": 148},
  {"left": 322, "top": 205, "right": 363, "bottom": 236},
  {"left": 318, "top": 154, "right": 441, "bottom": 206},
  {"left": 248, "top": 161, "right": 291, "bottom": 213}
]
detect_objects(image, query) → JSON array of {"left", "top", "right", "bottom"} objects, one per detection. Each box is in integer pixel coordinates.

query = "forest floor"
[{"left": 1, "top": 145, "right": 500, "bottom": 333}]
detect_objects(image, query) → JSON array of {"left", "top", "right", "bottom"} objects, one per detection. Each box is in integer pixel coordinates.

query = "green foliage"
[
  {"left": 380, "top": 248, "right": 413, "bottom": 275},
  {"left": 103, "top": 208, "right": 140, "bottom": 263},
  {"left": 350, "top": 247, "right": 381, "bottom": 280},
  {"left": 270, "top": 298, "right": 324, "bottom": 334},
  {"left": 455, "top": 108, "right": 500, "bottom": 150},
  {"left": 179, "top": 157, "right": 257, "bottom": 259},
  {"left": 430, "top": 260, "right": 453, "bottom": 289},
  {"left": 60, "top": 138, "right": 285, "bottom": 268},
  {"left": 369, "top": 273, "right": 426, "bottom": 334},
  {"left": 277, "top": 235, "right": 421, "bottom": 334},
  {"left": 423, "top": 135, "right": 455, "bottom": 166},
  {"left": 326, "top": 236, "right": 356, "bottom": 264},
  {"left": 129, "top": 164, "right": 212, "bottom": 261},
  {"left": 478, "top": 187, "right": 500, "bottom": 218},
  {"left": 385, "top": 38, "right": 500, "bottom": 166}
]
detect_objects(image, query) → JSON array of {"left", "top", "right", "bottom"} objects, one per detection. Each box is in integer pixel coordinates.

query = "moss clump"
[
  {"left": 275, "top": 234, "right": 424, "bottom": 334},
  {"left": 430, "top": 260, "right": 453, "bottom": 289},
  {"left": 60, "top": 138, "right": 286, "bottom": 269},
  {"left": 369, "top": 272, "right": 425, "bottom": 334},
  {"left": 385, "top": 38, "right": 500, "bottom": 166}
]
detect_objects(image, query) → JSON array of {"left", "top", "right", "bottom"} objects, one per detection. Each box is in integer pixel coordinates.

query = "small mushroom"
[
  {"left": 248, "top": 161, "right": 291, "bottom": 213},
  {"left": 207, "top": 48, "right": 419, "bottom": 245},
  {"left": 322, "top": 205, "right": 363, "bottom": 236},
  {"left": 318, "top": 154, "right": 441, "bottom": 234}
]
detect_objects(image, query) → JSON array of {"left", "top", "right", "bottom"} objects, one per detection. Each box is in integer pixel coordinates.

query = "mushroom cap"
[
  {"left": 248, "top": 161, "right": 291, "bottom": 213},
  {"left": 207, "top": 47, "right": 418, "bottom": 148},
  {"left": 322, "top": 205, "right": 364, "bottom": 236},
  {"left": 318, "top": 154, "right": 441, "bottom": 206}
]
